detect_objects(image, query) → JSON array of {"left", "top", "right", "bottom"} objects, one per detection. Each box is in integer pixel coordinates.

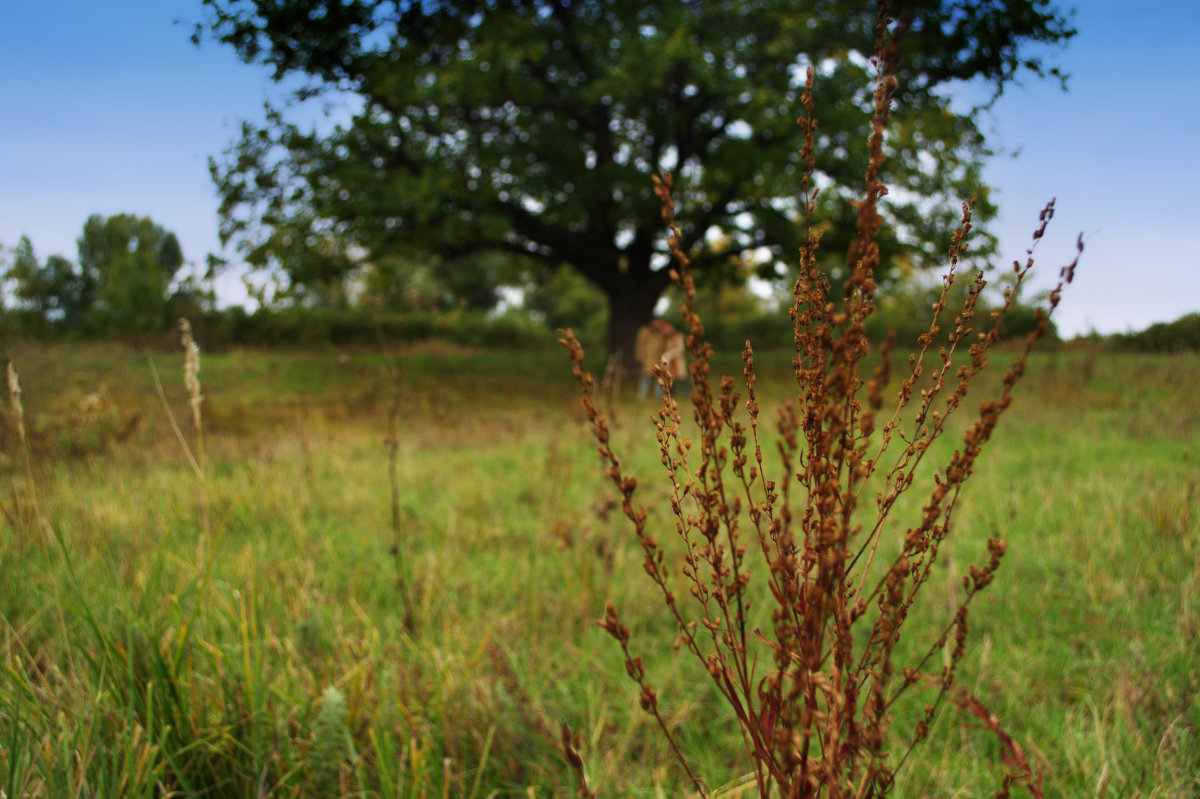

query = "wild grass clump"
[{"left": 562, "top": 14, "right": 1081, "bottom": 798}]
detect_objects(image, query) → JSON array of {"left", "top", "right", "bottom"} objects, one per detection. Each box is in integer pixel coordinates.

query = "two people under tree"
[{"left": 634, "top": 318, "right": 689, "bottom": 401}]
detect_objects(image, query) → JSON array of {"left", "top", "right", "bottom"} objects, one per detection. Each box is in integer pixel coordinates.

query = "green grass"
[{"left": 1, "top": 339, "right": 1197, "bottom": 797}]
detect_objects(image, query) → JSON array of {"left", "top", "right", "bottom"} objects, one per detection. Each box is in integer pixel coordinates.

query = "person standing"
[{"left": 635, "top": 318, "right": 688, "bottom": 400}]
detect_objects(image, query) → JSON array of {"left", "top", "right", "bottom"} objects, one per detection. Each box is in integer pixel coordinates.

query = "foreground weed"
[
  {"left": 563, "top": 12, "right": 1080, "bottom": 798},
  {"left": 149, "top": 318, "right": 211, "bottom": 571},
  {"left": 369, "top": 302, "right": 418, "bottom": 631},
  {"left": 5, "top": 362, "right": 51, "bottom": 546},
  {"left": 308, "top": 685, "right": 353, "bottom": 795}
]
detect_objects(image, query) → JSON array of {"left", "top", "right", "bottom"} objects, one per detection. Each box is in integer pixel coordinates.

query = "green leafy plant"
[
  {"left": 308, "top": 685, "right": 352, "bottom": 795},
  {"left": 562, "top": 12, "right": 1081, "bottom": 797}
]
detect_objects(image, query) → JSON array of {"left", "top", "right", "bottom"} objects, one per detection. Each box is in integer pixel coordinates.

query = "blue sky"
[{"left": 2, "top": 1, "right": 1197, "bottom": 337}]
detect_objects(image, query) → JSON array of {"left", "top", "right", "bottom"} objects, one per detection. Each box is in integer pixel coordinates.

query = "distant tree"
[
  {"left": 197, "top": 0, "right": 1074, "bottom": 362},
  {"left": 1113, "top": 312, "right": 1200, "bottom": 354},
  {"left": 5, "top": 236, "right": 94, "bottom": 330},
  {"left": 434, "top": 252, "right": 508, "bottom": 312},
  {"left": 523, "top": 265, "right": 608, "bottom": 340},
  {"left": 362, "top": 249, "right": 511, "bottom": 312},
  {"left": 80, "top": 214, "right": 186, "bottom": 334},
  {"left": 4, "top": 215, "right": 186, "bottom": 335}
]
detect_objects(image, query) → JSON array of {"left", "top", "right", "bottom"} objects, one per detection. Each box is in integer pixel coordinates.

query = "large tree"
[{"left": 198, "top": 0, "right": 1073, "bottom": 361}]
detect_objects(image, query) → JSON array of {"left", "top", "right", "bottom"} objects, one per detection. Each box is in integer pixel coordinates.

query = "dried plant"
[
  {"left": 149, "top": 318, "right": 211, "bottom": 570},
  {"left": 368, "top": 300, "right": 418, "bottom": 632},
  {"left": 180, "top": 318, "right": 206, "bottom": 472},
  {"left": 6, "top": 361, "right": 50, "bottom": 546},
  {"left": 562, "top": 10, "right": 1080, "bottom": 798}
]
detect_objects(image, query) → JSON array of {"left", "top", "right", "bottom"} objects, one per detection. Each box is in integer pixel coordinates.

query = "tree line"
[
  {"left": 2, "top": 214, "right": 212, "bottom": 337},
  {"left": 7, "top": 1, "right": 1080, "bottom": 350}
]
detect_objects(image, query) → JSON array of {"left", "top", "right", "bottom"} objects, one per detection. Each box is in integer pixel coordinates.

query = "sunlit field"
[{"left": 2, "top": 339, "right": 1197, "bottom": 798}]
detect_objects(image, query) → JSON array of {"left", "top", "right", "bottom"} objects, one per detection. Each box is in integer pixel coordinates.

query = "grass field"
[{"left": 1, "top": 338, "right": 1197, "bottom": 797}]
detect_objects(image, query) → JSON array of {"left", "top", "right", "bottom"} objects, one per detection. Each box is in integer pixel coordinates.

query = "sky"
[{"left": 1, "top": 1, "right": 1198, "bottom": 337}]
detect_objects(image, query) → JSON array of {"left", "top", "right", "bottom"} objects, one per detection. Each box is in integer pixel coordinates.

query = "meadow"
[{"left": 0, "top": 335, "right": 1196, "bottom": 798}]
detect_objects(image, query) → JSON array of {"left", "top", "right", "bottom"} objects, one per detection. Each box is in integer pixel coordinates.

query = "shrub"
[{"left": 194, "top": 305, "right": 557, "bottom": 351}]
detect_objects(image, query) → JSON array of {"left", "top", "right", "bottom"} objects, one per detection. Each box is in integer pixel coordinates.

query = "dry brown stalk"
[
  {"left": 561, "top": 6, "right": 1079, "bottom": 797},
  {"left": 368, "top": 301, "right": 417, "bottom": 632},
  {"left": 6, "top": 362, "right": 51, "bottom": 547},
  {"left": 561, "top": 723, "right": 599, "bottom": 798},
  {"left": 956, "top": 691, "right": 1047, "bottom": 799}
]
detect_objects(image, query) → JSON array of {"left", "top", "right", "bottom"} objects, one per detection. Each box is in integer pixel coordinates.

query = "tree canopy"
[
  {"left": 5, "top": 214, "right": 186, "bottom": 335},
  {"left": 198, "top": 0, "right": 1074, "bottom": 359}
]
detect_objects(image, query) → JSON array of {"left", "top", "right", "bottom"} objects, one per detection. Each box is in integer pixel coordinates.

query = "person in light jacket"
[{"left": 635, "top": 319, "right": 688, "bottom": 400}]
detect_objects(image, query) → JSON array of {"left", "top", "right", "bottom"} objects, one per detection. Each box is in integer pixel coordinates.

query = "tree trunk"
[{"left": 605, "top": 272, "right": 672, "bottom": 373}]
